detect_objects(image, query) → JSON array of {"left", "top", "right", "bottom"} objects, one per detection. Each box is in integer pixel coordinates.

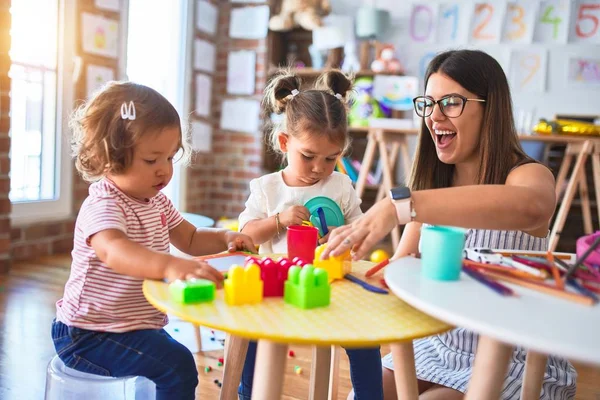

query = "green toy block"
[
  {"left": 284, "top": 265, "right": 330, "bottom": 309},
  {"left": 169, "top": 279, "right": 215, "bottom": 304}
]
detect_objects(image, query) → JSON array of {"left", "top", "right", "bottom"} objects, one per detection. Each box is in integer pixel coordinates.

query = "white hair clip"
[
  {"left": 120, "top": 101, "right": 136, "bottom": 121},
  {"left": 334, "top": 93, "right": 343, "bottom": 100},
  {"left": 291, "top": 89, "right": 300, "bottom": 97}
]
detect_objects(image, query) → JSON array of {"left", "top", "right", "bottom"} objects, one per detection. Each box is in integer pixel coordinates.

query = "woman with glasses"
[{"left": 322, "top": 49, "right": 576, "bottom": 400}]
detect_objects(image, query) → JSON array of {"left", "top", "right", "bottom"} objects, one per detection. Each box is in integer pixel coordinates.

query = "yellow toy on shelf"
[
  {"left": 533, "top": 119, "right": 600, "bottom": 136},
  {"left": 313, "top": 244, "right": 352, "bottom": 282},
  {"left": 224, "top": 264, "right": 264, "bottom": 305}
]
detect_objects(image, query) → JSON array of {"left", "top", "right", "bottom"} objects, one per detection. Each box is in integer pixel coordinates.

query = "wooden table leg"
[
  {"left": 378, "top": 139, "right": 400, "bottom": 247},
  {"left": 591, "top": 150, "right": 600, "bottom": 226},
  {"left": 578, "top": 173, "right": 593, "bottom": 235},
  {"left": 554, "top": 149, "right": 573, "bottom": 200},
  {"left": 328, "top": 345, "right": 341, "bottom": 400},
  {"left": 356, "top": 131, "right": 378, "bottom": 199},
  {"left": 465, "top": 335, "right": 512, "bottom": 400},
  {"left": 520, "top": 351, "right": 547, "bottom": 400},
  {"left": 310, "top": 345, "right": 332, "bottom": 400},
  {"left": 251, "top": 340, "right": 288, "bottom": 400},
  {"left": 549, "top": 140, "right": 593, "bottom": 252},
  {"left": 194, "top": 325, "right": 203, "bottom": 353},
  {"left": 220, "top": 334, "right": 249, "bottom": 400},
  {"left": 390, "top": 342, "right": 418, "bottom": 400}
]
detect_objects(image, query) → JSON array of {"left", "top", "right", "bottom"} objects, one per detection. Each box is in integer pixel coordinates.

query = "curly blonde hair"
[
  {"left": 264, "top": 69, "right": 354, "bottom": 159},
  {"left": 70, "top": 81, "right": 191, "bottom": 182}
]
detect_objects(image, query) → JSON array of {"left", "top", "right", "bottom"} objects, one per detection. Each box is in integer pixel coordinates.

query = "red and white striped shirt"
[{"left": 56, "top": 179, "right": 183, "bottom": 332}]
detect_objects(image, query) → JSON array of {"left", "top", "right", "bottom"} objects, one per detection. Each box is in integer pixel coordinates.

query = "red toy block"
[
  {"left": 292, "top": 256, "right": 309, "bottom": 266},
  {"left": 260, "top": 257, "right": 293, "bottom": 297}
]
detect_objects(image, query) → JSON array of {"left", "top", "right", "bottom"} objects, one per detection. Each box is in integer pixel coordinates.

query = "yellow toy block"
[
  {"left": 313, "top": 244, "right": 352, "bottom": 282},
  {"left": 224, "top": 264, "right": 264, "bottom": 305}
]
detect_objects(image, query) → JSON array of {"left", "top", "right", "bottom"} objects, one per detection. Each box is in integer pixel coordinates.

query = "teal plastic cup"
[{"left": 420, "top": 225, "right": 466, "bottom": 281}]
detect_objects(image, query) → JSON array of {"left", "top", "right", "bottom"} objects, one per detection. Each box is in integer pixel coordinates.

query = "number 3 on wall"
[{"left": 575, "top": 2, "right": 600, "bottom": 39}]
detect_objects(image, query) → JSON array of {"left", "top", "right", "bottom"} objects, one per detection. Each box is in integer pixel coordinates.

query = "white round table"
[{"left": 384, "top": 254, "right": 600, "bottom": 400}]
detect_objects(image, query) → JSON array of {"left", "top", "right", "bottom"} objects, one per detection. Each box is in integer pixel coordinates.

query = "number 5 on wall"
[{"left": 573, "top": 1, "right": 600, "bottom": 42}]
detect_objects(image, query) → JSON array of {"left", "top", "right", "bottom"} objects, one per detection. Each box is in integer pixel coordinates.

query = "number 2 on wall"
[
  {"left": 473, "top": 3, "right": 495, "bottom": 40},
  {"left": 576, "top": 3, "right": 600, "bottom": 38}
]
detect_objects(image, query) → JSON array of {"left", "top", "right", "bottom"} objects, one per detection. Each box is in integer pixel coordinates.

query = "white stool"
[{"left": 45, "top": 355, "right": 156, "bottom": 400}]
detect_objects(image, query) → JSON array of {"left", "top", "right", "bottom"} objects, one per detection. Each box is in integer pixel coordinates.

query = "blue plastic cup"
[{"left": 420, "top": 225, "right": 466, "bottom": 281}]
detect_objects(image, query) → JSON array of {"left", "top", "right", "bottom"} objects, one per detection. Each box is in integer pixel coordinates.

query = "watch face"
[{"left": 391, "top": 186, "right": 411, "bottom": 200}]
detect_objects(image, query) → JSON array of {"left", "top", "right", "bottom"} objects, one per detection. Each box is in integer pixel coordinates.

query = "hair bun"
[
  {"left": 315, "top": 70, "right": 354, "bottom": 102},
  {"left": 263, "top": 69, "right": 302, "bottom": 114}
]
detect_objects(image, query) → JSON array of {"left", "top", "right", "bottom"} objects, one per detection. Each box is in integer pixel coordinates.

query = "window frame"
[{"left": 10, "top": 0, "right": 75, "bottom": 226}]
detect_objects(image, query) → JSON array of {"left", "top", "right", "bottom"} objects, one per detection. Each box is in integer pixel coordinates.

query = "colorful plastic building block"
[
  {"left": 313, "top": 244, "right": 352, "bottom": 282},
  {"left": 169, "top": 279, "right": 215, "bottom": 304},
  {"left": 224, "top": 264, "right": 263, "bottom": 305},
  {"left": 261, "top": 257, "right": 294, "bottom": 297},
  {"left": 284, "top": 265, "right": 330, "bottom": 309}
]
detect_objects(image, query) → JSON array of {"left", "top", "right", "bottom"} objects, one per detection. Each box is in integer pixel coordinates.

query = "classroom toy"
[
  {"left": 304, "top": 196, "right": 345, "bottom": 237},
  {"left": 292, "top": 256, "right": 309, "bottom": 266},
  {"left": 224, "top": 264, "right": 264, "bottom": 305},
  {"left": 261, "top": 257, "right": 294, "bottom": 297},
  {"left": 169, "top": 279, "right": 215, "bottom": 304},
  {"left": 313, "top": 244, "right": 352, "bottom": 282},
  {"left": 370, "top": 249, "right": 389, "bottom": 263},
  {"left": 288, "top": 350, "right": 295, "bottom": 357},
  {"left": 284, "top": 265, "right": 330, "bottom": 309}
]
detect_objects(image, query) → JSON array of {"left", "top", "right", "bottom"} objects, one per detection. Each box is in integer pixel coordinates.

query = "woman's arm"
[
  {"left": 412, "top": 163, "right": 555, "bottom": 233},
  {"left": 323, "top": 163, "right": 555, "bottom": 260}
]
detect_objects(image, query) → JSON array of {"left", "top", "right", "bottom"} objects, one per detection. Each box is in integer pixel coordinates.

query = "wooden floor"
[{"left": 1, "top": 255, "right": 599, "bottom": 400}]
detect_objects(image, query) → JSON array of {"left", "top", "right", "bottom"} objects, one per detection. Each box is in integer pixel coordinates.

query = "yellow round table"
[{"left": 143, "top": 260, "right": 451, "bottom": 399}]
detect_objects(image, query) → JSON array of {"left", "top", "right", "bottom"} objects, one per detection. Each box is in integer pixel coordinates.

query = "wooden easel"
[{"left": 355, "top": 127, "right": 419, "bottom": 250}]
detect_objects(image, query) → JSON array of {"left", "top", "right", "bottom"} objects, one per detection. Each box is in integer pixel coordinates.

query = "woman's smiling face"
[{"left": 424, "top": 73, "right": 486, "bottom": 165}]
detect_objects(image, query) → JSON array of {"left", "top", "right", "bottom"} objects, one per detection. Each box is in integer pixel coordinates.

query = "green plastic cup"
[{"left": 420, "top": 225, "right": 466, "bottom": 281}]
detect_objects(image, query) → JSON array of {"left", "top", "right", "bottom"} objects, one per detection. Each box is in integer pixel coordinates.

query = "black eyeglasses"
[{"left": 413, "top": 94, "right": 486, "bottom": 118}]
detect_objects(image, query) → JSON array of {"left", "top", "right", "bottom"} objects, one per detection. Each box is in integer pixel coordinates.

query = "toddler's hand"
[
  {"left": 279, "top": 205, "right": 310, "bottom": 228},
  {"left": 164, "top": 257, "right": 224, "bottom": 287},
  {"left": 318, "top": 226, "right": 336, "bottom": 245},
  {"left": 224, "top": 231, "right": 257, "bottom": 253}
]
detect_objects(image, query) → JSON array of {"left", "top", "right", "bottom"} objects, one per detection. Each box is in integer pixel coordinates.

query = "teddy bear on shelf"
[
  {"left": 370, "top": 45, "right": 404, "bottom": 74},
  {"left": 269, "top": 0, "right": 332, "bottom": 32}
]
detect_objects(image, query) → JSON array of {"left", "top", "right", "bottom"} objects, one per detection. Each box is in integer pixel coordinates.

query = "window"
[
  {"left": 126, "top": 0, "right": 192, "bottom": 209},
  {"left": 8, "top": 0, "right": 74, "bottom": 224}
]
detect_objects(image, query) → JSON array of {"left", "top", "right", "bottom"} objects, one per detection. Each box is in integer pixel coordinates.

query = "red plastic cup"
[{"left": 287, "top": 225, "right": 318, "bottom": 264}]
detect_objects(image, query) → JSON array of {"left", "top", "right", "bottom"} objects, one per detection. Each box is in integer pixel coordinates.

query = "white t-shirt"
[{"left": 238, "top": 171, "right": 363, "bottom": 254}]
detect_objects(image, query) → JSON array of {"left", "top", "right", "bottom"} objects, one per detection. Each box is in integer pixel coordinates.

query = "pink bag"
[{"left": 576, "top": 231, "right": 600, "bottom": 265}]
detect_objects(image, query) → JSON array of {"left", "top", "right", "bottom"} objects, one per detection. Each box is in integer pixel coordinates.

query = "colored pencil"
[
  {"left": 582, "top": 282, "right": 600, "bottom": 295},
  {"left": 511, "top": 255, "right": 557, "bottom": 274},
  {"left": 565, "top": 235, "right": 600, "bottom": 280},
  {"left": 547, "top": 251, "right": 564, "bottom": 290},
  {"left": 566, "top": 279, "right": 599, "bottom": 303},
  {"left": 500, "top": 256, "right": 545, "bottom": 278},
  {"left": 479, "top": 270, "right": 596, "bottom": 306},
  {"left": 496, "top": 251, "right": 572, "bottom": 260},
  {"left": 463, "top": 267, "right": 514, "bottom": 296},
  {"left": 365, "top": 258, "right": 390, "bottom": 277},
  {"left": 463, "top": 259, "right": 545, "bottom": 280}
]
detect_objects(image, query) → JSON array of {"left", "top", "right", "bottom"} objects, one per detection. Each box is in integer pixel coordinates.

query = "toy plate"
[{"left": 304, "top": 196, "right": 345, "bottom": 236}]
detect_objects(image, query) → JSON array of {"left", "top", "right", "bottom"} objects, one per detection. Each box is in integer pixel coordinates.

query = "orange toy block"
[
  {"left": 313, "top": 244, "right": 352, "bottom": 282},
  {"left": 224, "top": 263, "right": 264, "bottom": 305}
]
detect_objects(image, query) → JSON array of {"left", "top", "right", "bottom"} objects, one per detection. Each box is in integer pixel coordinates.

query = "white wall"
[{"left": 330, "top": 0, "right": 600, "bottom": 122}]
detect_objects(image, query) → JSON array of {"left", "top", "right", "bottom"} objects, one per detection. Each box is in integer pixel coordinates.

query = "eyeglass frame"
[{"left": 412, "top": 94, "right": 486, "bottom": 118}]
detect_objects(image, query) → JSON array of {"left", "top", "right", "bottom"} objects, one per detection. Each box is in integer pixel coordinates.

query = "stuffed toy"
[
  {"left": 269, "top": 0, "right": 332, "bottom": 32},
  {"left": 371, "top": 45, "right": 404, "bottom": 74}
]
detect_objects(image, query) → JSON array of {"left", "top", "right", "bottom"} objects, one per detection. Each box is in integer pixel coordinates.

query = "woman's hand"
[
  {"left": 164, "top": 258, "right": 225, "bottom": 287},
  {"left": 279, "top": 205, "right": 310, "bottom": 228},
  {"left": 321, "top": 199, "right": 399, "bottom": 260},
  {"left": 224, "top": 231, "right": 257, "bottom": 253}
]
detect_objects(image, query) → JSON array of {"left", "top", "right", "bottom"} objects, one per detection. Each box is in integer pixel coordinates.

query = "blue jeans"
[
  {"left": 51, "top": 320, "right": 198, "bottom": 400},
  {"left": 238, "top": 341, "right": 383, "bottom": 400}
]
